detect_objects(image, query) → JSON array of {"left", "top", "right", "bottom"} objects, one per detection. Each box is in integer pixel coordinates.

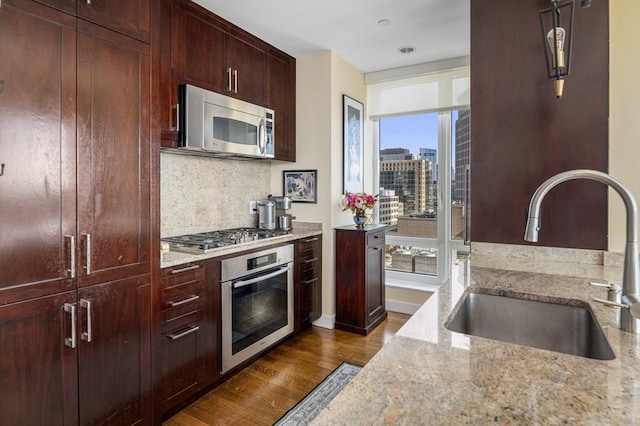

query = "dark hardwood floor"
[{"left": 164, "top": 312, "right": 411, "bottom": 426}]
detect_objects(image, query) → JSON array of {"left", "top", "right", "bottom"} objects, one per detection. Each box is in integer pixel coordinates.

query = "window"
[
  {"left": 368, "top": 66, "right": 470, "bottom": 289},
  {"left": 375, "top": 109, "right": 470, "bottom": 289}
]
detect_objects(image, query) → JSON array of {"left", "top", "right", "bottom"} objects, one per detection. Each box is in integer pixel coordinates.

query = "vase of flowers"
[{"left": 341, "top": 192, "right": 377, "bottom": 229}]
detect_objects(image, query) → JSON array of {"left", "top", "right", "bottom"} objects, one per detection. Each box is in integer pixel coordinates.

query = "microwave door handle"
[
  {"left": 232, "top": 265, "right": 290, "bottom": 289},
  {"left": 258, "top": 119, "right": 266, "bottom": 155}
]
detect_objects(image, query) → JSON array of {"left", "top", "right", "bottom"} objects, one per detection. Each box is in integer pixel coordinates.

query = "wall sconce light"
[{"left": 539, "top": 0, "right": 575, "bottom": 99}]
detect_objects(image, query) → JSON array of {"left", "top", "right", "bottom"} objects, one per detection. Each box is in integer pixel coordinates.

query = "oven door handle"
[{"left": 232, "top": 265, "right": 291, "bottom": 289}]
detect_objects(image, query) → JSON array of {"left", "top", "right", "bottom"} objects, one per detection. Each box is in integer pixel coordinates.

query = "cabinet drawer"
[
  {"left": 297, "top": 236, "right": 320, "bottom": 253},
  {"left": 160, "top": 283, "right": 203, "bottom": 321},
  {"left": 299, "top": 255, "right": 319, "bottom": 275},
  {"left": 367, "top": 230, "right": 385, "bottom": 246},
  {"left": 161, "top": 263, "right": 204, "bottom": 288},
  {"left": 158, "top": 311, "right": 205, "bottom": 409}
]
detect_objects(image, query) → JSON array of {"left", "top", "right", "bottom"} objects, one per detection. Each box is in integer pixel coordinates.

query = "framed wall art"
[
  {"left": 283, "top": 170, "right": 317, "bottom": 203},
  {"left": 343, "top": 95, "right": 364, "bottom": 194}
]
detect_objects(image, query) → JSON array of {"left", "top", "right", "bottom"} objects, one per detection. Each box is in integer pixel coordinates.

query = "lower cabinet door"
[
  {"left": 366, "top": 243, "right": 385, "bottom": 323},
  {"left": 77, "top": 275, "right": 151, "bottom": 425},
  {"left": 0, "top": 291, "right": 78, "bottom": 425},
  {"left": 158, "top": 311, "right": 206, "bottom": 411}
]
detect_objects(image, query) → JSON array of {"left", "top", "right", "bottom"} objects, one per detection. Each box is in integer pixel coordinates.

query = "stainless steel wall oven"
[{"left": 220, "top": 244, "right": 294, "bottom": 373}]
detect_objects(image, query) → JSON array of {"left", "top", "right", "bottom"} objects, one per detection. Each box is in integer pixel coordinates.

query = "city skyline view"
[{"left": 379, "top": 111, "right": 461, "bottom": 165}]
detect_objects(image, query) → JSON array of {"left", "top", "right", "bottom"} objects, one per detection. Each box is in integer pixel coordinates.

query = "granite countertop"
[
  {"left": 312, "top": 251, "right": 640, "bottom": 425},
  {"left": 160, "top": 222, "right": 323, "bottom": 268}
]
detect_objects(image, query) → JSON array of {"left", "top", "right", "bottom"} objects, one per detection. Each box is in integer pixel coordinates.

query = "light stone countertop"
[
  {"left": 312, "top": 251, "right": 640, "bottom": 425},
  {"left": 160, "top": 222, "right": 323, "bottom": 268}
]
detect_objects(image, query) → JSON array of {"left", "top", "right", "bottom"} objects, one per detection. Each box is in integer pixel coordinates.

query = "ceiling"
[{"left": 192, "top": 0, "right": 470, "bottom": 74}]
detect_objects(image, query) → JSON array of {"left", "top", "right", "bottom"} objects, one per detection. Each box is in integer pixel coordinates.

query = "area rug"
[{"left": 274, "top": 362, "right": 362, "bottom": 426}]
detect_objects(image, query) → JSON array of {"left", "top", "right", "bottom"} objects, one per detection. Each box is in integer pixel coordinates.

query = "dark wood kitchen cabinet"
[
  {"left": 0, "top": 1, "right": 152, "bottom": 424},
  {"left": 76, "top": 0, "right": 150, "bottom": 43},
  {"left": 77, "top": 275, "right": 151, "bottom": 424},
  {"left": 157, "top": 0, "right": 296, "bottom": 160},
  {"left": 156, "top": 260, "right": 221, "bottom": 416},
  {"left": 32, "top": 0, "right": 150, "bottom": 42},
  {"left": 0, "top": 0, "right": 77, "bottom": 305},
  {"left": 169, "top": 0, "right": 266, "bottom": 109},
  {"left": 335, "top": 225, "right": 387, "bottom": 335},
  {"left": 295, "top": 235, "right": 322, "bottom": 331},
  {"left": 76, "top": 20, "right": 151, "bottom": 288},
  {"left": 268, "top": 54, "right": 296, "bottom": 161},
  {"left": 0, "top": 291, "right": 78, "bottom": 424}
]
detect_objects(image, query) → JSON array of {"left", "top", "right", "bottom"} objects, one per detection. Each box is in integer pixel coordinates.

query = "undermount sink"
[{"left": 444, "top": 291, "right": 615, "bottom": 360}]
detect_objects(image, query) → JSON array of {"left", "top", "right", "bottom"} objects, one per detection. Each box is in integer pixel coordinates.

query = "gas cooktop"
[{"left": 161, "top": 227, "right": 293, "bottom": 254}]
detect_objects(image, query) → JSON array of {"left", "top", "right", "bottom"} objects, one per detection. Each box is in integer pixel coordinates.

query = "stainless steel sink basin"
[{"left": 444, "top": 291, "right": 615, "bottom": 360}]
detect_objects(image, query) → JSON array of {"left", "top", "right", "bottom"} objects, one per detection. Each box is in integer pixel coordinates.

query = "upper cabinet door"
[
  {"left": 0, "top": 0, "right": 77, "bottom": 304},
  {"left": 76, "top": 21, "right": 151, "bottom": 287},
  {"left": 181, "top": 7, "right": 227, "bottom": 94},
  {"left": 227, "top": 36, "right": 267, "bottom": 105},
  {"left": 76, "top": 0, "right": 150, "bottom": 43},
  {"left": 268, "top": 54, "right": 296, "bottom": 161}
]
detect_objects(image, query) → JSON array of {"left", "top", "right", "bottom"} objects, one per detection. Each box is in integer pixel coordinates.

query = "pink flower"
[{"left": 341, "top": 192, "right": 378, "bottom": 213}]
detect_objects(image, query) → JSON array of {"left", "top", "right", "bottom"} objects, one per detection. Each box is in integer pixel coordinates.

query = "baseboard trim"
[
  {"left": 385, "top": 299, "right": 422, "bottom": 315},
  {"left": 312, "top": 314, "right": 335, "bottom": 329}
]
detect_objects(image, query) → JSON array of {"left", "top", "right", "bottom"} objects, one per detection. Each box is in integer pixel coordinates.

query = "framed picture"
[
  {"left": 283, "top": 170, "right": 318, "bottom": 203},
  {"left": 343, "top": 95, "right": 364, "bottom": 194}
]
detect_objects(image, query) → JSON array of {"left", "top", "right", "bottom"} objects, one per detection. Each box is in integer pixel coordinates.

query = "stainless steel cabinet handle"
[
  {"left": 227, "top": 68, "right": 232, "bottom": 91},
  {"left": 80, "top": 299, "right": 92, "bottom": 342},
  {"left": 165, "top": 325, "right": 199, "bottom": 340},
  {"left": 302, "top": 257, "right": 318, "bottom": 264},
  {"left": 303, "top": 237, "right": 319, "bottom": 243},
  {"left": 232, "top": 69, "right": 238, "bottom": 93},
  {"left": 64, "top": 303, "right": 77, "bottom": 348},
  {"left": 169, "top": 264, "right": 200, "bottom": 274},
  {"left": 167, "top": 295, "right": 200, "bottom": 307},
  {"left": 302, "top": 277, "right": 318, "bottom": 285},
  {"left": 82, "top": 233, "right": 91, "bottom": 274},
  {"left": 65, "top": 235, "right": 76, "bottom": 278}
]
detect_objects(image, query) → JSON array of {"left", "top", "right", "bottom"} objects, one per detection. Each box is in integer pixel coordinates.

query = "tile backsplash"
[{"left": 161, "top": 151, "right": 272, "bottom": 237}]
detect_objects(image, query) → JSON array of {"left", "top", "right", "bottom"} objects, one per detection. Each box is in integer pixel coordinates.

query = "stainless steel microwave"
[{"left": 178, "top": 84, "right": 274, "bottom": 159}]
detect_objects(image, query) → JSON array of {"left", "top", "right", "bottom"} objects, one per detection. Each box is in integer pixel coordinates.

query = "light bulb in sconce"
[{"left": 546, "top": 27, "right": 566, "bottom": 69}]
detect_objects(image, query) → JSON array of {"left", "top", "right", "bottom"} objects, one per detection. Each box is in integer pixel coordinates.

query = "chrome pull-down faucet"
[{"left": 524, "top": 169, "right": 640, "bottom": 333}]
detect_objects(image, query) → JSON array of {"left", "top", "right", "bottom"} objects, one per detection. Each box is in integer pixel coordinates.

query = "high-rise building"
[
  {"left": 454, "top": 110, "right": 471, "bottom": 203},
  {"left": 378, "top": 189, "right": 400, "bottom": 226},
  {"left": 380, "top": 159, "right": 431, "bottom": 214},
  {"left": 418, "top": 147, "right": 438, "bottom": 178},
  {"left": 380, "top": 148, "right": 414, "bottom": 161}
]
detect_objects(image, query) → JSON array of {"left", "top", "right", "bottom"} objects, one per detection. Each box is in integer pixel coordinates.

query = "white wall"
[
  {"left": 271, "top": 51, "right": 369, "bottom": 326},
  {"left": 609, "top": 0, "right": 640, "bottom": 253}
]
